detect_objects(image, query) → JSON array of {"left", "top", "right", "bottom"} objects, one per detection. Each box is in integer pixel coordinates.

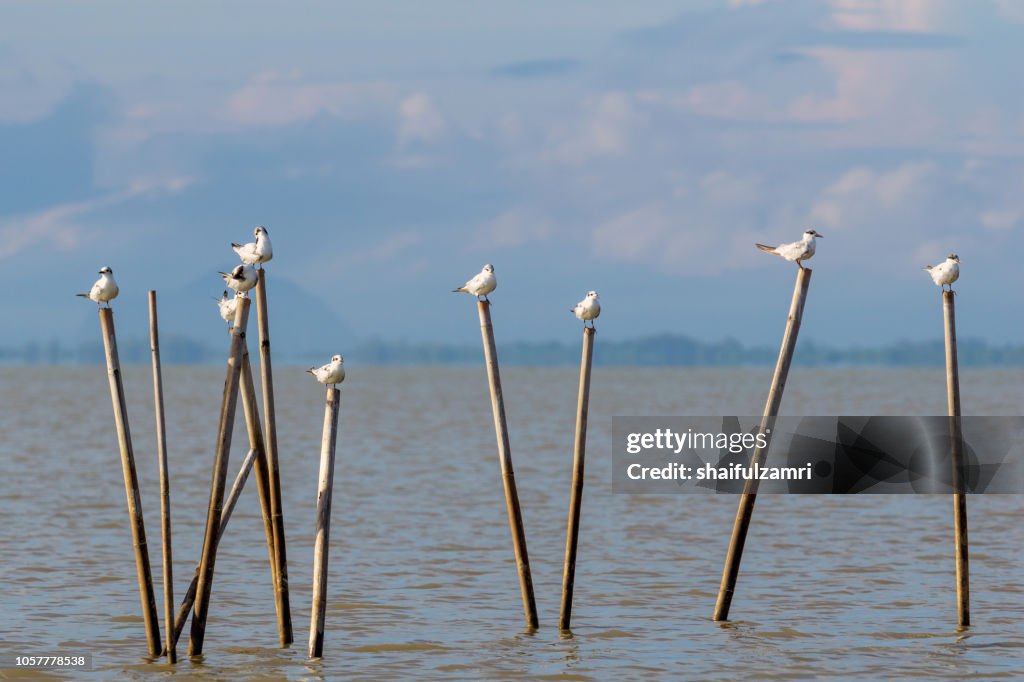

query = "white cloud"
[
  {"left": 223, "top": 70, "right": 395, "bottom": 127},
  {"left": 699, "top": 170, "right": 763, "bottom": 205},
  {"left": 979, "top": 208, "right": 1021, "bottom": 230},
  {"left": 675, "top": 81, "right": 768, "bottom": 120},
  {"left": 546, "top": 92, "right": 646, "bottom": 164},
  {"left": 0, "top": 177, "right": 192, "bottom": 259},
  {"left": 828, "top": 0, "right": 945, "bottom": 32},
  {"left": 397, "top": 93, "right": 446, "bottom": 145},
  {"left": 590, "top": 204, "right": 751, "bottom": 276},
  {"left": 808, "top": 161, "right": 937, "bottom": 229},
  {"left": 470, "top": 207, "right": 552, "bottom": 251}
]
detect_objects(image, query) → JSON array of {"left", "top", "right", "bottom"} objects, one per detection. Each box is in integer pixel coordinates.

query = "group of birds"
[
  {"left": 75, "top": 227, "right": 961, "bottom": 390},
  {"left": 755, "top": 228, "right": 960, "bottom": 290},
  {"left": 76, "top": 226, "right": 348, "bottom": 389},
  {"left": 214, "top": 225, "right": 274, "bottom": 327},
  {"left": 453, "top": 263, "right": 603, "bottom": 328}
]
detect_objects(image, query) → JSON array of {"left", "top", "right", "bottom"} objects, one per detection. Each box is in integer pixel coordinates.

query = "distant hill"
[{"left": 5, "top": 333, "right": 1022, "bottom": 367}]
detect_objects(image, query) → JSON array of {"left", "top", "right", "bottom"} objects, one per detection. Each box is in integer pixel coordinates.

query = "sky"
[{"left": 1, "top": 0, "right": 1022, "bottom": 355}]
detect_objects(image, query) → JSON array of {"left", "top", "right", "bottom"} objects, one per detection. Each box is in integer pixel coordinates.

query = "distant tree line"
[{"left": 3, "top": 334, "right": 1022, "bottom": 367}]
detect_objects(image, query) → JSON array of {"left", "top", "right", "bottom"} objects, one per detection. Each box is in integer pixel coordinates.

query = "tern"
[
  {"left": 307, "top": 355, "right": 345, "bottom": 387},
  {"left": 232, "top": 226, "right": 273, "bottom": 267},
  {"left": 756, "top": 229, "right": 823, "bottom": 268},
  {"left": 77, "top": 267, "right": 119, "bottom": 307},
  {"left": 571, "top": 291, "right": 601, "bottom": 329},
  {"left": 924, "top": 253, "right": 960, "bottom": 292},
  {"left": 215, "top": 290, "right": 240, "bottom": 326},
  {"left": 453, "top": 264, "right": 496, "bottom": 302},
  {"left": 219, "top": 263, "right": 258, "bottom": 295}
]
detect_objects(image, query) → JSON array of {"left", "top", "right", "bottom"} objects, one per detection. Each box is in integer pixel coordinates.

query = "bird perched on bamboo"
[
  {"left": 453, "top": 263, "right": 496, "bottom": 302},
  {"left": 232, "top": 225, "right": 273, "bottom": 267},
  {"left": 924, "top": 253, "right": 960, "bottom": 292},
  {"left": 77, "top": 266, "right": 119, "bottom": 307},
  {"left": 219, "top": 263, "right": 257, "bottom": 295},
  {"left": 572, "top": 291, "right": 601, "bottom": 329},
  {"left": 215, "top": 290, "right": 240, "bottom": 327},
  {"left": 756, "top": 229, "right": 823, "bottom": 268},
  {"left": 308, "top": 355, "right": 345, "bottom": 387}
]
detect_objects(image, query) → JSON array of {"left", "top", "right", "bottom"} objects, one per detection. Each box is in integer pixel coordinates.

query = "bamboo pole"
[
  {"left": 943, "top": 290, "right": 970, "bottom": 626},
  {"left": 147, "top": 292, "right": 175, "bottom": 663},
  {"left": 98, "top": 307, "right": 162, "bottom": 656},
  {"left": 189, "top": 296, "right": 250, "bottom": 656},
  {"left": 240, "top": 347, "right": 289, "bottom": 644},
  {"left": 168, "top": 447, "right": 258, "bottom": 650},
  {"left": 308, "top": 387, "right": 341, "bottom": 659},
  {"left": 255, "top": 269, "right": 293, "bottom": 644},
  {"left": 713, "top": 267, "right": 812, "bottom": 622},
  {"left": 477, "top": 300, "right": 539, "bottom": 630},
  {"left": 559, "top": 325, "right": 595, "bottom": 631}
]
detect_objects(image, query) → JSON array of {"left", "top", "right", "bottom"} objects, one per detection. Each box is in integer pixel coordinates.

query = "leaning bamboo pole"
[
  {"left": 559, "top": 325, "right": 595, "bottom": 631},
  {"left": 147, "top": 292, "right": 175, "bottom": 662},
  {"left": 476, "top": 300, "right": 539, "bottom": 630},
  {"left": 713, "top": 267, "right": 812, "bottom": 621},
  {"left": 188, "top": 296, "right": 250, "bottom": 656},
  {"left": 99, "top": 307, "right": 162, "bottom": 656},
  {"left": 254, "top": 269, "right": 293, "bottom": 644}
]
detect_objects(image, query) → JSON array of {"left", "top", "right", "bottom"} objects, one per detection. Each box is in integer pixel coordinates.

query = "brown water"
[{"left": 1, "top": 366, "right": 1021, "bottom": 680}]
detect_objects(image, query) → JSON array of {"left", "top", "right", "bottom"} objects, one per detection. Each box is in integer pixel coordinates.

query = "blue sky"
[{"left": 1, "top": 0, "right": 1022, "bottom": 353}]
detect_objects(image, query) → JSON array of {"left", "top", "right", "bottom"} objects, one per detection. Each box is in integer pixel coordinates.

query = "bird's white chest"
[
  {"left": 470, "top": 273, "right": 496, "bottom": 295},
  {"left": 576, "top": 299, "right": 600, "bottom": 320},
  {"left": 93, "top": 276, "right": 118, "bottom": 302}
]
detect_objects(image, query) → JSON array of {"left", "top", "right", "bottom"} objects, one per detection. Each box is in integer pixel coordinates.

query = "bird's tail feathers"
[{"left": 755, "top": 243, "right": 777, "bottom": 253}]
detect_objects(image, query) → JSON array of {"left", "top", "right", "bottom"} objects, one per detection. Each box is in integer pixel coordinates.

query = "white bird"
[
  {"left": 756, "top": 229, "right": 823, "bottom": 268},
  {"left": 307, "top": 355, "right": 345, "bottom": 387},
  {"left": 452, "top": 264, "right": 496, "bottom": 302},
  {"left": 924, "top": 253, "right": 960, "bottom": 291},
  {"left": 215, "top": 290, "right": 240, "bottom": 326},
  {"left": 219, "top": 263, "right": 257, "bottom": 295},
  {"left": 232, "top": 226, "right": 273, "bottom": 267},
  {"left": 572, "top": 290, "right": 601, "bottom": 329},
  {"left": 77, "top": 266, "right": 119, "bottom": 307}
]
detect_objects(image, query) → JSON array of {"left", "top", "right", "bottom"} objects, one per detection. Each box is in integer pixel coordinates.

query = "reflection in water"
[{"left": 0, "top": 366, "right": 1020, "bottom": 680}]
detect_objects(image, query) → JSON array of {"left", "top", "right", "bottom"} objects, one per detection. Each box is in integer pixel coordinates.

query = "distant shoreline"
[{"left": 4, "top": 334, "right": 1022, "bottom": 367}]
